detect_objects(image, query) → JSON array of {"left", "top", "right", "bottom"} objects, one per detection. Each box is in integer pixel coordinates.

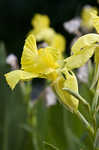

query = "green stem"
[
  {"left": 93, "top": 114, "right": 97, "bottom": 136},
  {"left": 63, "top": 88, "right": 90, "bottom": 112},
  {"left": 94, "top": 128, "right": 99, "bottom": 150},
  {"left": 92, "top": 90, "right": 99, "bottom": 113},
  {"left": 75, "top": 111, "right": 94, "bottom": 136},
  {"left": 92, "top": 82, "right": 99, "bottom": 135},
  {"left": 90, "top": 64, "right": 99, "bottom": 89}
]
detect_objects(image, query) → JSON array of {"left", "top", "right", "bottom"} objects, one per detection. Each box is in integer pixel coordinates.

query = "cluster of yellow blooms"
[
  {"left": 5, "top": 12, "right": 99, "bottom": 113},
  {"left": 30, "top": 14, "right": 66, "bottom": 53}
]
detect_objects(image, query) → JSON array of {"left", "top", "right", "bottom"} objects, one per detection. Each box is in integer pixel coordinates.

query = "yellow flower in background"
[
  {"left": 34, "top": 28, "right": 55, "bottom": 43},
  {"left": 51, "top": 33, "right": 66, "bottom": 53},
  {"left": 64, "top": 34, "right": 99, "bottom": 70},
  {"left": 30, "top": 13, "right": 66, "bottom": 53},
  {"left": 34, "top": 30, "right": 66, "bottom": 53},
  {"left": 90, "top": 12, "right": 99, "bottom": 64},
  {"left": 31, "top": 14, "right": 50, "bottom": 33},
  {"left": 30, "top": 13, "right": 51, "bottom": 38},
  {"left": 5, "top": 34, "right": 61, "bottom": 90},
  {"left": 90, "top": 11, "right": 99, "bottom": 33},
  {"left": 54, "top": 70, "right": 79, "bottom": 112},
  {"left": 81, "top": 5, "right": 98, "bottom": 30}
]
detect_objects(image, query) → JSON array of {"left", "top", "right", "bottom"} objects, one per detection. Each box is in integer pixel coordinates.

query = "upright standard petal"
[
  {"left": 5, "top": 70, "right": 38, "bottom": 90},
  {"left": 24, "top": 34, "right": 37, "bottom": 54},
  {"left": 21, "top": 46, "right": 38, "bottom": 73},
  {"left": 21, "top": 34, "right": 38, "bottom": 73}
]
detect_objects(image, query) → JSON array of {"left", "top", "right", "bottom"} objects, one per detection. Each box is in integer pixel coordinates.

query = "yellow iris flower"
[
  {"left": 81, "top": 6, "right": 98, "bottom": 30},
  {"left": 5, "top": 33, "right": 79, "bottom": 112},
  {"left": 5, "top": 34, "right": 61, "bottom": 90},
  {"left": 30, "top": 14, "right": 66, "bottom": 53}
]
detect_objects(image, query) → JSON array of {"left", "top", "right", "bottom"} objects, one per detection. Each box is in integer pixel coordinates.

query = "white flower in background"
[
  {"left": 45, "top": 87, "right": 56, "bottom": 107},
  {"left": 77, "top": 63, "right": 88, "bottom": 83},
  {"left": 63, "top": 17, "right": 81, "bottom": 34},
  {"left": 6, "top": 54, "right": 18, "bottom": 69},
  {"left": 83, "top": 5, "right": 92, "bottom": 9},
  {"left": 38, "top": 42, "right": 48, "bottom": 48}
]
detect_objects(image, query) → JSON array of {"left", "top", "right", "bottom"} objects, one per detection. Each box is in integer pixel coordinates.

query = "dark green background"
[{"left": 0, "top": 0, "right": 98, "bottom": 59}]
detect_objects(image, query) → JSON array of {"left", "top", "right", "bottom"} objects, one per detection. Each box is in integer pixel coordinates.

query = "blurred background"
[
  {"left": 0, "top": 1, "right": 99, "bottom": 150},
  {"left": 0, "top": 0, "right": 98, "bottom": 59}
]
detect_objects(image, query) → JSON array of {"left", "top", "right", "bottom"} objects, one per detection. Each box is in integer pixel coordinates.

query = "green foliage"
[
  {"left": 25, "top": 95, "right": 93, "bottom": 150},
  {"left": 0, "top": 42, "right": 28, "bottom": 150}
]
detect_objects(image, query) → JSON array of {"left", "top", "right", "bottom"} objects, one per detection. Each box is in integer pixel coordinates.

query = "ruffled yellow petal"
[
  {"left": 5, "top": 70, "right": 38, "bottom": 90},
  {"left": 51, "top": 33, "right": 66, "bottom": 52},
  {"left": 81, "top": 6, "right": 98, "bottom": 30},
  {"left": 54, "top": 71, "right": 79, "bottom": 112},
  {"left": 21, "top": 34, "right": 60, "bottom": 74},
  {"left": 38, "top": 48, "right": 59, "bottom": 70},
  {"left": 21, "top": 46, "right": 59, "bottom": 76},
  {"left": 39, "top": 47, "right": 61, "bottom": 81},
  {"left": 31, "top": 14, "right": 50, "bottom": 31},
  {"left": 45, "top": 47, "right": 62, "bottom": 62},
  {"left": 65, "top": 46, "right": 95, "bottom": 70},
  {"left": 72, "top": 33, "right": 99, "bottom": 54}
]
